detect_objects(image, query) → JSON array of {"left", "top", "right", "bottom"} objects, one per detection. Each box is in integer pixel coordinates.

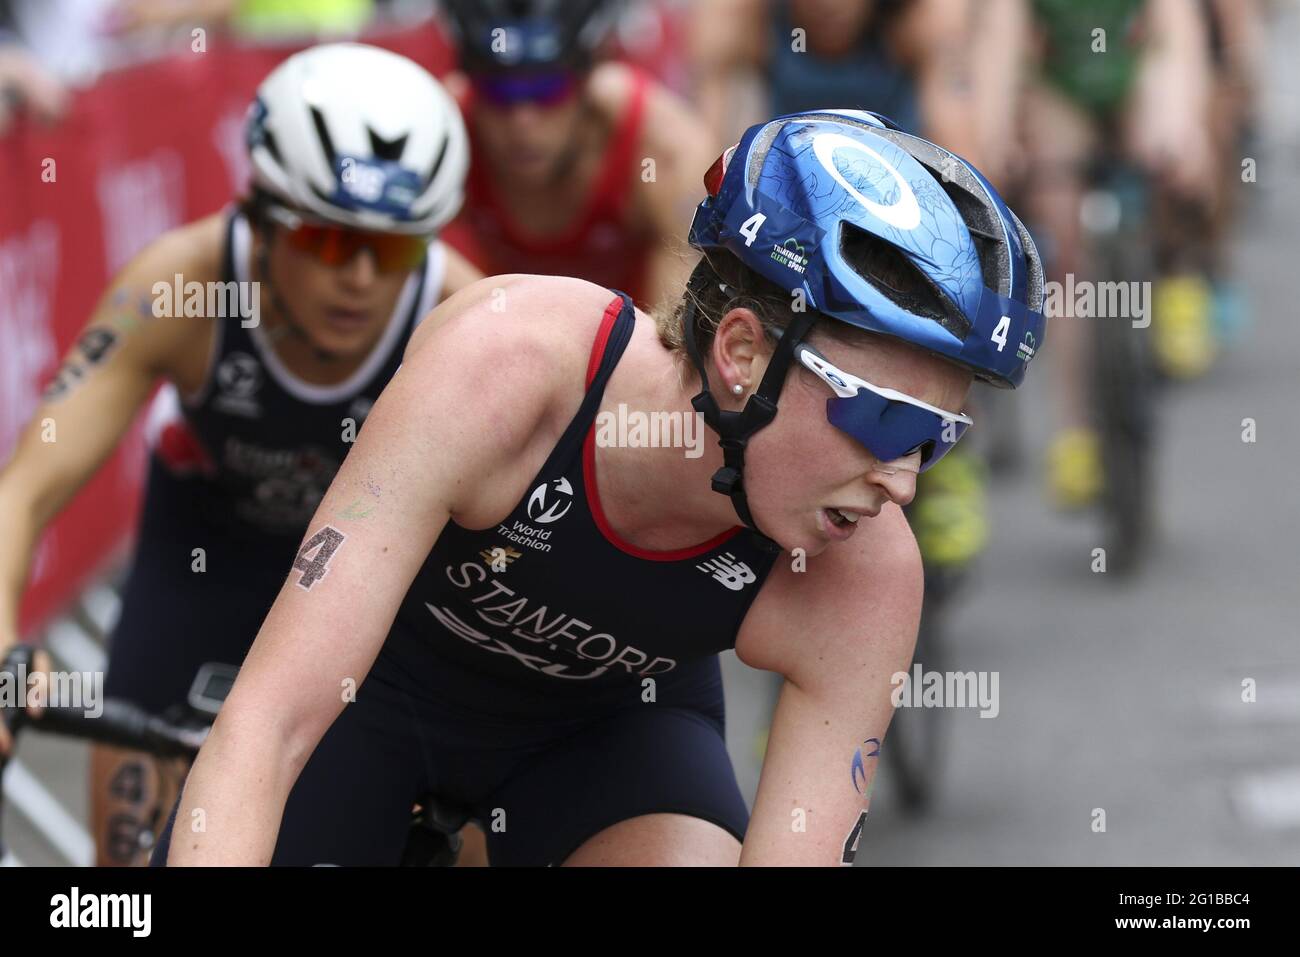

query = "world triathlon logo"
[
  {"left": 212, "top": 351, "right": 262, "bottom": 418},
  {"left": 526, "top": 477, "right": 574, "bottom": 524},
  {"left": 216, "top": 352, "right": 260, "bottom": 398}
]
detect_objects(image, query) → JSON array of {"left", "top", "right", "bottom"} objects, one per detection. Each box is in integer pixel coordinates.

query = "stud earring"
[{"left": 732, "top": 384, "right": 744, "bottom": 395}]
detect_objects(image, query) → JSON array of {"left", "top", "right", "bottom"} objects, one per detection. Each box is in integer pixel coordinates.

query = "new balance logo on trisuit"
[{"left": 696, "top": 553, "right": 757, "bottom": 591}]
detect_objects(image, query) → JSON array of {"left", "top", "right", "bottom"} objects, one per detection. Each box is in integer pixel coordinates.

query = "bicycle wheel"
[
  {"left": 1094, "top": 312, "right": 1153, "bottom": 575},
  {"left": 1089, "top": 177, "right": 1155, "bottom": 576}
]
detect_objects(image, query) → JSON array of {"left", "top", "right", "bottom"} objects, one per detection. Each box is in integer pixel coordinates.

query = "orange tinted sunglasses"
[{"left": 265, "top": 205, "right": 428, "bottom": 273}]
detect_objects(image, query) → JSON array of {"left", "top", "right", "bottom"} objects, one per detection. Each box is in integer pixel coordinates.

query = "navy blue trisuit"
[
  {"left": 105, "top": 210, "right": 444, "bottom": 715},
  {"left": 152, "top": 281, "right": 784, "bottom": 866}
]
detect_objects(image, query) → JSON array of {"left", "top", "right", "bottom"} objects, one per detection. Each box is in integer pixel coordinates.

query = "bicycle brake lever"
[{"left": 0, "top": 645, "right": 35, "bottom": 742}]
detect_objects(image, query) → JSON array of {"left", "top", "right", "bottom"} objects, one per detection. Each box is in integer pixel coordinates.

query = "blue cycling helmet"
[
  {"left": 681, "top": 110, "right": 1046, "bottom": 539},
  {"left": 690, "top": 109, "right": 1045, "bottom": 387}
]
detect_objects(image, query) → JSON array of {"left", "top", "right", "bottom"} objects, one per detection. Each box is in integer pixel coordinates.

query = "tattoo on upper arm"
[
  {"left": 79, "top": 327, "right": 118, "bottom": 363},
  {"left": 292, "top": 525, "right": 346, "bottom": 590},
  {"left": 41, "top": 327, "right": 122, "bottom": 401},
  {"left": 107, "top": 288, "right": 160, "bottom": 333}
]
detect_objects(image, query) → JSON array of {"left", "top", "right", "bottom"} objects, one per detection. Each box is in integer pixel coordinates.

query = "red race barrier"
[{"left": 0, "top": 18, "right": 452, "bottom": 637}]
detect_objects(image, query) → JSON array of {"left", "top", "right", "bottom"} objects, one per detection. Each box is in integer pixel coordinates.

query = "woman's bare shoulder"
[
  {"left": 409, "top": 273, "right": 619, "bottom": 359},
  {"left": 395, "top": 274, "right": 627, "bottom": 525}
]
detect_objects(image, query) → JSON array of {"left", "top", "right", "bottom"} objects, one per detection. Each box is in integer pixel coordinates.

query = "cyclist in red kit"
[{"left": 437, "top": 0, "right": 718, "bottom": 308}]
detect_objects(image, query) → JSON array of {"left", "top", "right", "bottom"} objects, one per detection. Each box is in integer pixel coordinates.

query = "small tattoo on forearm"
[
  {"left": 41, "top": 327, "right": 121, "bottom": 402},
  {"left": 42, "top": 363, "right": 86, "bottom": 401},
  {"left": 850, "top": 737, "right": 880, "bottom": 795},
  {"left": 293, "top": 525, "right": 346, "bottom": 590},
  {"left": 336, "top": 498, "right": 375, "bottom": 521}
]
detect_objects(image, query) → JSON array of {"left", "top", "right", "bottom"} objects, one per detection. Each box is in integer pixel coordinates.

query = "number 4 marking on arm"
[
  {"left": 293, "top": 525, "right": 346, "bottom": 590},
  {"left": 841, "top": 809, "right": 868, "bottom": 865}
]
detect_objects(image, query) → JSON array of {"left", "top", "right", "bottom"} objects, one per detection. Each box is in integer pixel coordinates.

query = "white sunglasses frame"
[{"left": 795, "top": 343, "right": 973, "bottom": 428}]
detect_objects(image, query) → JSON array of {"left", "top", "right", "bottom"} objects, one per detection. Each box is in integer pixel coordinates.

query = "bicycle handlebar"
[
  {"left": 0, "top": 696, "right": 209, "bottom": 861},
  {"left": 30, "top": 701, "right": 209, "bottom": 759},
  {"left": 0, "top": 659, "right": 459, "bottom": 866}
]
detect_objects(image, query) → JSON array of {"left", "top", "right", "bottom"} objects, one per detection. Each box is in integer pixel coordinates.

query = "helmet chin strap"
[
  {"left": 255, "top": 239, "right": 346, "bottom": 364},
  {"left": 682, "top": 283, "right": 818, "bottom": 549}
]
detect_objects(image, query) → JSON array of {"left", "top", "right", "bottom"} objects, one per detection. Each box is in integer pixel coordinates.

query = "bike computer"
[{"left": 187, "top": 662, "right": 238, "bottom": 718}]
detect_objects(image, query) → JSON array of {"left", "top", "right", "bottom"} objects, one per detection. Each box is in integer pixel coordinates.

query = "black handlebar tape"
[
  {"left": 32, "top": 701, "right": 205, "bottom": 758},
  {"left": 0, "top": 694, "right": 24, "bottom": 741},
  {"left": 0, "top": 647, "right": 34, "bottom": 742}
]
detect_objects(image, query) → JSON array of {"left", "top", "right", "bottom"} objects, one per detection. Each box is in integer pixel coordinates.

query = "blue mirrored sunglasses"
[{"left": 796, "top": 343, "right": 972, "bottom": 471}]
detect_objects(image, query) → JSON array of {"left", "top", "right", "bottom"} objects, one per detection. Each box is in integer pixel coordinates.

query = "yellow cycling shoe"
[
  {"left": 1152, "top": 274, "right": 1217, "bottom": 381},
  {"left": 1046, "top": 427, "right": 1104, "bottom": 510},
  {"left": 910, "top": 451, "right": 989, "bottom": 569}
]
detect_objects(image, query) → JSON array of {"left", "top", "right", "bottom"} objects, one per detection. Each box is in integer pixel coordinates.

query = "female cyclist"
[
  {"left": 0, "top": 42, "right": 475, "bottom": 865},
  {"left": 162, "top": 109, "right": 1045, "bottom": 866}
]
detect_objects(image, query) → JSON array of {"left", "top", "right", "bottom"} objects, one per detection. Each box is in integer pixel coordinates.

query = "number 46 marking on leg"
[
  {"left": 841, "top": 809, "right": 868, "bottom": 865},
  {"left": 293, "top": 525, "right": 346, "bottom": 590}
]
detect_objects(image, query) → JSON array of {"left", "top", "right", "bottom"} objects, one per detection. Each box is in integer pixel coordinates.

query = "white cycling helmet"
[{"left": 246, "top": 42, "right": 468, "bottom": 235}]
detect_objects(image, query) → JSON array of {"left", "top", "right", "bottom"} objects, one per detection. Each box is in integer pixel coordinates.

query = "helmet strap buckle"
[{"left": 710, "top": 466, "right": 742, "bottom": 497}]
